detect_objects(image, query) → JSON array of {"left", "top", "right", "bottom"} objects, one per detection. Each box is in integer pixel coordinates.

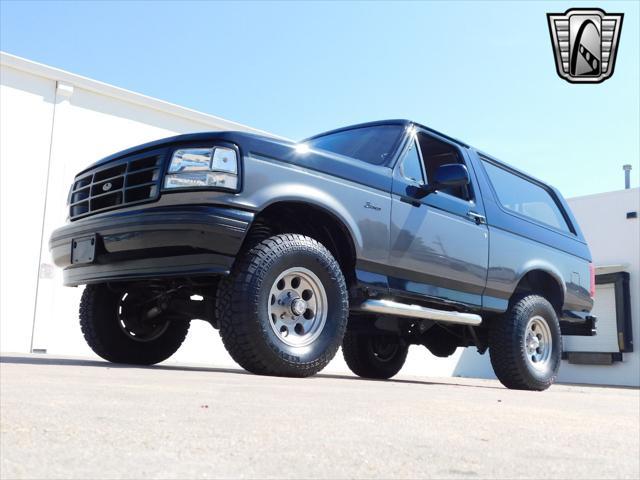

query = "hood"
[{"left": 79, "top": 130, "right": 392, "bottom": 192}]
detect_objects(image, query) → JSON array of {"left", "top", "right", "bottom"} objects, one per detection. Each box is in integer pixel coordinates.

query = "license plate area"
[{"left": 71, "top": 235, "right": 97, "bottom": 265}]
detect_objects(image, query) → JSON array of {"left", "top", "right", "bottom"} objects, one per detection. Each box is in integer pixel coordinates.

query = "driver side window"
[{"left": 416, "top": 132, "right": 470, "bottom": 200}]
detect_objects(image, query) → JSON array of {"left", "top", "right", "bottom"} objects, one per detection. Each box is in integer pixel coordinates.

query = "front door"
[{"left": 389, "top": 130, "right": 489, "bottom": 308}]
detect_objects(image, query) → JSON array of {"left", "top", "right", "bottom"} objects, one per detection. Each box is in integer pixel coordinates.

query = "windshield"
[{"left": 305, "top": 125, "right": 404, "bottom": 165}]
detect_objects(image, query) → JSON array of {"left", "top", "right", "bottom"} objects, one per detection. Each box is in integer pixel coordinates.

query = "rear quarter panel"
[
  {"left": 484, "top": 228, "right": 592, "bottom": 313},
  {"left": 467, "top": 150, "right": 593, "bottom": 314}
]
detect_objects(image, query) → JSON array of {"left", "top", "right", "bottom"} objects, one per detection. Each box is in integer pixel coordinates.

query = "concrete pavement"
[{"left": 1, "top": 354, "right": 638, "bottom": 479}]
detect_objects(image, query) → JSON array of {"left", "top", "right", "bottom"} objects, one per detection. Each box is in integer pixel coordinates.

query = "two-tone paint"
[{"left": 50, "top": 120, "right": 593, "bottom": 323}]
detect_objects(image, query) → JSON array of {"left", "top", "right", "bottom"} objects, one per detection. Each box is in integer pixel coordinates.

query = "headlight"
[{"left": 164, "top": 146, "right": 238, "bottom": 190}]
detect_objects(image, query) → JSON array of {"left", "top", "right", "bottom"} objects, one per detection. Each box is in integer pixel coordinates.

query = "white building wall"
[
  {"left": 0, "top": 65, "right": 56, "bottom": 353},
  {"left": 559, "top": 188, "right": 639, "bottom": 386}
]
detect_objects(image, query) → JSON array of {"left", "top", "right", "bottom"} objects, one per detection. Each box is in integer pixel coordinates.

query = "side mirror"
[{"left": 415, "top": 164, "right": 470, "bottom": 198}]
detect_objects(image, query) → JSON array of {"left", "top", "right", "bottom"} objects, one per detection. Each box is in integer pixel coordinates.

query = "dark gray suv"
[{"left": 49, "top": 120, "right": 596, "bottom": 390}]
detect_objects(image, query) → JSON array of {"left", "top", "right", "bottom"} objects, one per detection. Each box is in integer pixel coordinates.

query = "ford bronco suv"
[{"left": 49, "top": 120, "right": 596, "bottom": 390}]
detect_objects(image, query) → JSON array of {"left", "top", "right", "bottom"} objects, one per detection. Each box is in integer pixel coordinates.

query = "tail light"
[{"left": 589, "top": 262, "right": 596, "bottom": 298}]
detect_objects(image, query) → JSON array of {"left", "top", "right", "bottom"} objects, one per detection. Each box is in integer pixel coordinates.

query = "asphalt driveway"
[{"left": 1, "top": 354, "right": 638, "bottom": 479}]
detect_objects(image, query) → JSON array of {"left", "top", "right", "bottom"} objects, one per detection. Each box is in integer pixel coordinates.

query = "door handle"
[{"left": 467, "top": 211, "right": 486, "bottom": 224}]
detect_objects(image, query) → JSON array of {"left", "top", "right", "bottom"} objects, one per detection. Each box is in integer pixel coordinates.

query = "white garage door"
[{"left": 564, "top": 283, "right": 619, "bottom": 353}]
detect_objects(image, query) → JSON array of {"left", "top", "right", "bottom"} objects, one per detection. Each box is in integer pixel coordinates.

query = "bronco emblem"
[
  {"left": 547, "top": 8, "right": 623, "bottom": 84},
  {"left": 102, "top": 182, "right": 113, "bottom": 192}
]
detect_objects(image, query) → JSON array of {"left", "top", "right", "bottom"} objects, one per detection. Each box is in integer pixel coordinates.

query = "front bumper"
[{"left": 49, "top": 205, "right": 253, "bottom": 286}]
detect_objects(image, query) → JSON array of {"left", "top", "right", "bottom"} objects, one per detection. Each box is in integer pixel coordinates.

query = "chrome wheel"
[
  {"left": 268, "top": 267, "right": 328, "bottom": 347},
  {"left": 524, "top": 315, "right": 553, "bottom": 371}
]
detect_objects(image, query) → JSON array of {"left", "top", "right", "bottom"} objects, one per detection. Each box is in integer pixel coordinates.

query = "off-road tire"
[
  {"left": 217, "top": 234, "right": 348, "bottom": 377},
  {"left": 342, "top": 331, "right": 408, "bottom": 379},
  {"left": 489, "top": 294, "right": 562, "bottom": 391},
  {"left": 79, "top": 284, "right": 190, "bottom": 365}
]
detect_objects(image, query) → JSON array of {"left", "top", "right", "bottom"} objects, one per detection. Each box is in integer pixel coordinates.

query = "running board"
[{"left": 359, "top": 299, "right": 482, "bottom": 326}]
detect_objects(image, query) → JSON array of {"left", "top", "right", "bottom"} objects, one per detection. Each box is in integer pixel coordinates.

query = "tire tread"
[
  {"left": 79, "top": 284, "right": 189, "bottom": 365},
  {"left": 217, "top": 233, "right": 348, "bottom": 377},
  {"left": 489, "top": 294, "right": 561, "bottom": 391}
]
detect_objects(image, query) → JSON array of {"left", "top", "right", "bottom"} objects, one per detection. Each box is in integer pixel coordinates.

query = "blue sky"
[{"left": 1, "top": 0, "right": 638, "bottom": 197}]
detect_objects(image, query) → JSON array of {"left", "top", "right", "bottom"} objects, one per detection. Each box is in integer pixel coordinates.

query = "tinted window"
[
  {"left": 400, "top": 141, "right": 424, "bottom": 183},
  {"left": 306, "top": 125, "right": 403, "bottom": 165},
  {"left": 417, "top": 133, "right": 469, "bottom": 200},
  {"left": 482, "top": 160, "right": 571, "bottom": 232}
]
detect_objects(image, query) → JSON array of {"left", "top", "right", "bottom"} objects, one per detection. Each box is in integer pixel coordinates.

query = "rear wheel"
[
  {"left": 489, "top": 294, "right": 562, "bottom": 391},
  {"left": 342, "top": 331, "right": 408, "bottom": 379},
  {"left": 217, "top": 234, "right": 349, "bottom": 377},
  {"left": 79, "top": 284, "right": 190, "bottom": 365}
]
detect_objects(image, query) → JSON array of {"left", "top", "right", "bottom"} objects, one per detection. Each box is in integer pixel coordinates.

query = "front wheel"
[
  {"left": 217, "top": 234, "right": 349, "bottom": 377},
  {"left": 489, "top": 294, "right": 562, "bottom": 391},
  {"left": 342, "top": 331, "right": 408, "bottom": 379},
  {"left": 79, "top": 284, "right": 190, "bottom": 365}
]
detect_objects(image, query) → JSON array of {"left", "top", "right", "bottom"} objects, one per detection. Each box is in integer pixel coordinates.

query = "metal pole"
[{"left": 623, "top": 164, "right": 632, "bottom": 189}]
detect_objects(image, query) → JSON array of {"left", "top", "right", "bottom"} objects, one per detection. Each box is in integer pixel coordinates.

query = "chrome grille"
[{"left": 69, "top": 148, "right": 166, "bottom": 220}]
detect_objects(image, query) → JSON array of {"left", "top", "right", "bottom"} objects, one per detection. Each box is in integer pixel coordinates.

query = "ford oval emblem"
[{"left": 102, "top": 182, "right": 112, "bottom": 192}]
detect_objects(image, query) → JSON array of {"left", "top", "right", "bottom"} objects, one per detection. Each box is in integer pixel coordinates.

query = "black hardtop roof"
[
  {"left": 304, "top": 119, "right": 471, "bottom": 149},
  {"left": 306, "top": 120, "right": 558, "bottom": 189}
]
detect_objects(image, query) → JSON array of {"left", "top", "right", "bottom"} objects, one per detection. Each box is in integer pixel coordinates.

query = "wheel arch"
[
  {"left": 511, "top": 266, "right": 566, "bottom": 314},
  {"left": 246, "top": 200, "right": 359, "bottom": 286}
]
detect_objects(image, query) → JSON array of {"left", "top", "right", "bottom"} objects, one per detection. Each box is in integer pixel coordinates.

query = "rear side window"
[
  {"left": 306, "top": 125, "right": 403, "bottom": 165},
  {"left": 482, "top": 160, "right": 571, "bottom": 233}
]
